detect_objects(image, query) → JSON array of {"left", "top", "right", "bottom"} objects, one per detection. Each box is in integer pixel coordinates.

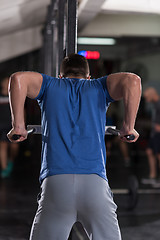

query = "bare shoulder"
[
  {"left": 10, "top": 71, "right": 43, "bottom": 99},
  {"left": 11, "top": 71, "right": 42, "bottom": 80},
  {"left": 107, "top": 72, "right": 140, "bottom": 81},
  {"left": 107, "top": 72, "right": 141, "bottom": 100}
]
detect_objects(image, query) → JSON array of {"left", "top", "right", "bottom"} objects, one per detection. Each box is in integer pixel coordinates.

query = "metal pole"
[
  {"left": 43, "top": 0, "right": 58, "bottom": 76},
  {"left": 45, "top": 23, "right": 53, "bottom": 75},
  {"left": 67, "top": 0, "right": 78, "bottom": 55},
  {"left": 51, "top": 0, "right": 59, "bottom": 76},
  {"left": 57, "top": 0, "right": 66, "bottom": 76},
  {"left": 42, "top": 0, "right": 78, "bottom": 75},
  {"left": 43, "top": 4, "right": 54, "bottom": 75}
]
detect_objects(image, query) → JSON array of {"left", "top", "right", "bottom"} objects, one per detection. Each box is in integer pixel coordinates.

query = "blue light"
[{"left": 78, "top": 51, "right": 87, "bottom": 57}]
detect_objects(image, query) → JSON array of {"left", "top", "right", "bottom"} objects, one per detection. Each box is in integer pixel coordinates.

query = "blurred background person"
[
  {"left": 0, "top": 74, "right": 19, "bottom": 178},
  {"left": 142, "top": 87, "right": 160, "bottom": 187}
]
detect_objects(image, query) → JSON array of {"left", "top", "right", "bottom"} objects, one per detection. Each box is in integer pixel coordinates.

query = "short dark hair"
[{"left": 60, "top": 53, "right": 90, "bottom": 78}]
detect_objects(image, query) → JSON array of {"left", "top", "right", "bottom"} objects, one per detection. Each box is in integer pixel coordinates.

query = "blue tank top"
[{"left": 35, "top": 74, "right": 114, "bottom": 183}]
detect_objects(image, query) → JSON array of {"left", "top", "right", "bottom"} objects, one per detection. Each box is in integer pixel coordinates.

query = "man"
[
  {"left": 142, "top": 87, "right": 160, "bottom": 187},
  {"left": 7, "top": 54, "right": 141, "bottom": 240}
]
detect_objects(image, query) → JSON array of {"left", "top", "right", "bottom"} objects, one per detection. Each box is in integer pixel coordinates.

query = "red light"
[
  {"left": 86, "top": 51, "right": 100, "bottom": 60},
  {"left": 78, "top": 51, "right": 100, "bottom": 60}
]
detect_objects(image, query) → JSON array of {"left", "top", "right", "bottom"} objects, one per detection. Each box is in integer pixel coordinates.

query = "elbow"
[
  {"left": 8, "top": 72, "right": 23, "bottom": 93},
  {"left": 125, "top": 73, "right": 141, "bottom": 83},
  {"left": 10, "top": 72, "right": 22, "bottom": 81},
  {"left": 125, "top": 73, "right": 142, "bottom": 92}
]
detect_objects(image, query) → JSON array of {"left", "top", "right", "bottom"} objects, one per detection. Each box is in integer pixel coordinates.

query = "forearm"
[
  {"left": 8, "top": 73, "right": 27, "bottom": 129},
  {"left": 122, "top": 75, "right": 141, "bottom": 131}
]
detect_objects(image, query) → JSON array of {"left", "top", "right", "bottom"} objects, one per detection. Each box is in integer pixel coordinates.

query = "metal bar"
[
  {"left": 43, "top": 4, "right": 54, "bottom": 75},
  {"left": 67, "top": 0, "right": 78, "bottom": 55},
  {"left": 51, "top": 0, "right": 59, "bottom": 76},
  {"left": 43, "top": 0, "right": 58, "bottom": 76},
  {"left": 42, "top": 0, "right": 78, "bottom": 75},
  {"left": 52, "top": 18, "right": 58, "bottom": 76},
  {"left": 57, "top": 0, "right": 66, "bottom": 76},
  {"left": 44, "top": 23, "right": 53, "bottom": 75},
  {"left": 22, "top": 125, "right": 117, "bottom": 136}
]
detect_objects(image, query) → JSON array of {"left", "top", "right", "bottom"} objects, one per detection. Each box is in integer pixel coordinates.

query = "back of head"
[{"left": 60, "top": 53, "right": 90, "bottom": 78}]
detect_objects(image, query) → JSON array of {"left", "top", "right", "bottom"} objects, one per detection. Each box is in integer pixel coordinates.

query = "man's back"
[{"left": 35, "top": 74, "right": 113, "bottom": 183}]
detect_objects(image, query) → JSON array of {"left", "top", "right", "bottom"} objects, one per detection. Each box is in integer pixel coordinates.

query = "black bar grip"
[
  {"left": 124, "top": 134, "right": 135, "bottom": 141},
  {"left": 12, "top": 134, "right": 21, "bottom": 140},
  {"left": 11, "top": 128, "right": 35, "bottom": 141},
  {"left": 106, "top": 127, "right": 119, "bottom": 136},
  {"left": 106, "top": 127, "right": 135, "bottom": 141}
]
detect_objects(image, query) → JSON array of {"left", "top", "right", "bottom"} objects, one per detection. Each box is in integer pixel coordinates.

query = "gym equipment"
[
  {"left": 12, "top": 125, "right": 135, "bottom": 140},
  {"left": 106, "top": 127, "right": 135, "bottom": 141},
  {"left": 42, "top": 0, "right": 78, "bottom": 77}
]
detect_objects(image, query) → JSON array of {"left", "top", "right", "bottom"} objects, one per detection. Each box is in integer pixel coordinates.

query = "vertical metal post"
[
  {"left": 43, "top": 4, "right": 54, "bottom": 75},
  {"left": 67, "top": 0, "right": 78, "bottom": 55},
  {"left": 57, "top": 0, "right": 66, "bottom": 76},
  {"left": 43, "top": 0, "right": 58, "bottom": 76},
  {"left": 51, "top": 0, "right": 59, "bottom": 76},
  {"left": 42, "top": 0, "right": 78, "bottom": 76},
  {"left": 45, "top": 22, "right": 53, "bottom": 75}
]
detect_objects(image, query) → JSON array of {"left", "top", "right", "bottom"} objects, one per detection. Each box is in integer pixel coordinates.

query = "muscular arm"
[
  {"left": 107, "top": 72, "right": 142, "bottom": 142},
  {"left": 7, "top": 71, "right": 43, "bottom": 142}
]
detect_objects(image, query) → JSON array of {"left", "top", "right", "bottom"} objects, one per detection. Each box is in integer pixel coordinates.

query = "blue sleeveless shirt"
[{"left": 35, "top": 74, "right": 114, "bottom": 183}]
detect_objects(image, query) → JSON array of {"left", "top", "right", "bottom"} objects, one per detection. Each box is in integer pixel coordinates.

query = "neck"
[{"left": 65, "top": 75, "right": 85, "bottom": 79}]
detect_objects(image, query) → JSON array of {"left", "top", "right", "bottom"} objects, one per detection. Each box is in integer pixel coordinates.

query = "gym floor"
[{"left": 0, "top": 141, "right": 160, "bottom": 240}]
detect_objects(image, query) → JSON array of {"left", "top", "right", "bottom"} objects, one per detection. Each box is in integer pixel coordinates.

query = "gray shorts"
[{"left": 29, "top": 174, "right": 121, "bottom": 240}]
